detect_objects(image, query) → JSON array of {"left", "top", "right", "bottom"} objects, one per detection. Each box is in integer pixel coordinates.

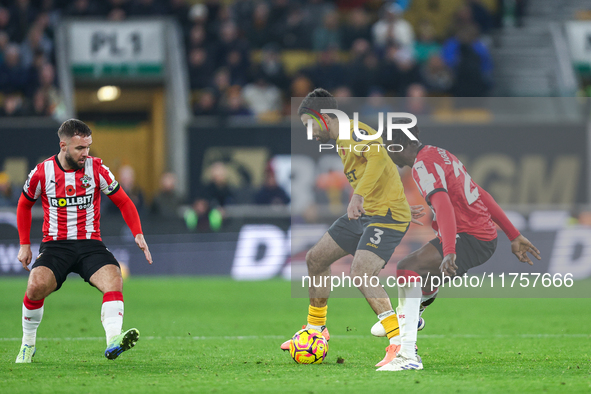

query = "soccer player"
[
  {"left": 281, "top": 88, "right": 424, "bottom": 365},
  {"left": 375, "top": 120, "right": 541, "bottom": 371},
  {"left": 15, "top": 119, "right": 153, "bottom": 363}
]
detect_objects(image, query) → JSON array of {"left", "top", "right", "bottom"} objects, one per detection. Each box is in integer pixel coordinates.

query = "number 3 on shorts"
[{"left": 370, "top": 228, "right": 384, "bottom": 245}]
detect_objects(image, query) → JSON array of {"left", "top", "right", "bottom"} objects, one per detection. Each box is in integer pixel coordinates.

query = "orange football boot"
[{"left": 375, "top": 344, "right": 401, "bottom": 367}]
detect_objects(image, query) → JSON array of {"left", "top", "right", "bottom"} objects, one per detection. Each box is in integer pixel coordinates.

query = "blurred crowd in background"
[
  {"left": 0, "top": 157, "right": 291, "bottom": 233},
  {"left": 185, "top": 0, "right": 502, "bottom": 118},
  {"left": 0, "top": 0, "right": 63, "bottom": 117},
  {"left": 99, "top": 159, "right": 290, "bottom": 233},
  {"left": 0, "top": 0, "right": 522, "bottom": 120}
]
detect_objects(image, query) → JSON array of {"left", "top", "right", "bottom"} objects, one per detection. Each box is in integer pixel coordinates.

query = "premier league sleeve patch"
[
  {"left": 107, "top": 180, "right": 119, "bottom": 193},
  {"left": 352, "top": 129, "right": 369, "bottom": 142}
]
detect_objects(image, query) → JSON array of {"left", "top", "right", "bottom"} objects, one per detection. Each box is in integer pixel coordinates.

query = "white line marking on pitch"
[{"left": 0, "top": 333, "right": 589, "bottom": 342}]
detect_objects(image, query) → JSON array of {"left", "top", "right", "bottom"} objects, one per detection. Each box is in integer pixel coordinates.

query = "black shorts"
[
  {"left": 327, "top": 210, "right": 409, "bottom": 264},
  {"left": 32, "top": 240, "right": 120, "bottom": 291},
  {"left": 429, "top": 233, "right": 497, "bottom": 276}
]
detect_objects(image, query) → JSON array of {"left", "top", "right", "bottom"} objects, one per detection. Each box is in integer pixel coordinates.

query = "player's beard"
[
  {"left": 318, "top": 130, "right": 330, "bottom": 144},
  {"left": 65, "top": 151, "right": 84, "bottom": 170}
]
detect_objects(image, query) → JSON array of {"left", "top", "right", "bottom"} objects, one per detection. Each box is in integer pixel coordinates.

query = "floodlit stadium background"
[{"left": 0, "top": 0, "right": 590, "bottom": 288}]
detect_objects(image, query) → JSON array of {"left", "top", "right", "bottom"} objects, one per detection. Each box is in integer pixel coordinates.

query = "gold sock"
[
  {"left": 381, "top": 314, "right": 400, "bottom": 339},
  {"left": 307, "top": 305, "right": 328, "bottom": 327}
]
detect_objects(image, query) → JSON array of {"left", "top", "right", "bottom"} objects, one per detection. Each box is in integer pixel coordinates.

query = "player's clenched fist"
[{"left": 347, "top": 194, "right": 366, "bottom": 220}]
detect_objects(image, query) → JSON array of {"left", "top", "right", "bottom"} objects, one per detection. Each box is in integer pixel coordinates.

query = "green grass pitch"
[{"left": 1, "top": 277, "right": 590, "bottom": 393}]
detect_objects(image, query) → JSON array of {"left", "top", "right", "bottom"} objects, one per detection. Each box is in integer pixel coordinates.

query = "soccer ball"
[{"left": 289, "top": 328, "right": 328, "bottom": 364}]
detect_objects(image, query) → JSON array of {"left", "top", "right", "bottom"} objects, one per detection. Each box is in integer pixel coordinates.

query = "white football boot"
[
  {"left": 15, "top": 344, "right": 36, "bottom": 363},
  {"left": 376, "top": 353, "right": 423, "bottom": 371}
]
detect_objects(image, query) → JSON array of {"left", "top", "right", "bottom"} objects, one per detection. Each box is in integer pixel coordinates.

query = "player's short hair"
[
  {"left": 390, "top": 118, "right": 420, "bottom": 147},
  {"left": 297, "top": 88, "right": 338, "bottom": 119},
  {"left": 57, "top": 119, "right": 92, "bottom": 140}
]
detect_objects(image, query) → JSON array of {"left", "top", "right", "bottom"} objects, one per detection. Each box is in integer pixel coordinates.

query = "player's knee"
[
  {"left": 349, "top": 266, "right": 377, "bottom": 285},
  {"left": 397, "top": 258, "right": 429, "bottom": 279},
  {"left": 98, "top": 276, "right": 123, "bottom": 294},
  {"left": 107, "top": 278, "right": 123, "bottom": 293},
  {"left": 349, "top": 267, "right": 363, "bottom": 284},
  {"left": 26, "top": 281, "right": 50, "bottom": 300},
  {"left": 348, "top": 266, "right": 365, "bottom": 279},
  {"left": 306, "top": 249, "right": 321, "bottom": 273},
  {"left": 397, "top": 257, "right": 413, "bottom": 272}
]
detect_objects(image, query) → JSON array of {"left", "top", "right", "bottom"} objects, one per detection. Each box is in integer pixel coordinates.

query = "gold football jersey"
[{"left": 336, "top": 120, "right": 411, "bottom": 230}]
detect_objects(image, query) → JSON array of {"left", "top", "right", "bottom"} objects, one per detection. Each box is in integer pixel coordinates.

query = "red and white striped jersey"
[
  {"left": 411, "top": 145, "right": 497, "bottom": 242},
  {"left": 22, "top": 155, "right": 120, "bottom": 242}
]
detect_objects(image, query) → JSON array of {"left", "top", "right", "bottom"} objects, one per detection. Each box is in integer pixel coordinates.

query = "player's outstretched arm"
[
  {"left": 108, "top": 188, "right": 152, "bottom": 264},
  {"left": 510, "top": 234, "right": 541, "bottom": 266},
  {"left": 478, "top": 186, "right": 521, "bottom": 241},
  {"left": 477, "top": 186, "right": 541, "bottom": 264},
  {"left": 16, "top": 193, "right": 36, "bottom": 271}
]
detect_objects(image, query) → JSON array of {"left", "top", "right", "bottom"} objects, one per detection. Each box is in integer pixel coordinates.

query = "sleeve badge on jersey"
[
  {"left": 352, "top": 129, "right": 369, "bottom": 142},
  {"left": 107, "top": 180, "right": 119, "bottom": 192},
  {"left": 80, "top": 175, "right": 92, "bottom": 188}
]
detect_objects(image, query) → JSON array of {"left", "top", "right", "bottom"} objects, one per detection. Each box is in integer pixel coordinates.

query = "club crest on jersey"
[
  {"left": 352, "top": 129, "right": 369, "bottom": 142},
  {"left": 49, "top": 195, "right": 93, "bottom": 210},
  {"left": 80, "top": 175, "right": 92, "bottom": 188}
]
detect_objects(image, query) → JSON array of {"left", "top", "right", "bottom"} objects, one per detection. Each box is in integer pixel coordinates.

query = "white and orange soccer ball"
[{"left": 289, "top": 328, "right": 328, "bottom": 364}]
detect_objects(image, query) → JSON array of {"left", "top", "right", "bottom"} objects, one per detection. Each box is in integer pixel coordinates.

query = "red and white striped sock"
[
  {"left": 22, "top": 294, "right": 44, "bottom": 346},
  {"left": 101, "top": 292, "right": 124, "bottom": 344}
]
